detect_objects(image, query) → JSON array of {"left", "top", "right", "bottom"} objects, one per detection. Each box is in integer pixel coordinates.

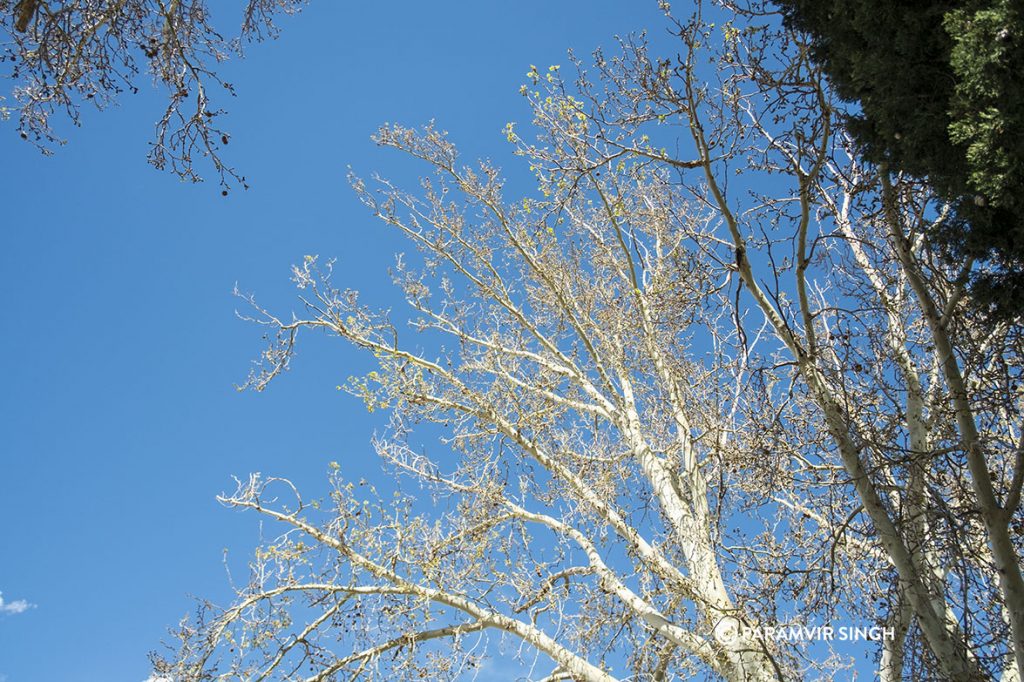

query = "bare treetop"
[{"left": 136, "top": 3, "right": 1023, "bottom": 680}]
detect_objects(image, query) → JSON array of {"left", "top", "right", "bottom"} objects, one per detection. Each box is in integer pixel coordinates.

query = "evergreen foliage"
[{"left": 776, "top": 0, "right": 1024, "bottom": 318}]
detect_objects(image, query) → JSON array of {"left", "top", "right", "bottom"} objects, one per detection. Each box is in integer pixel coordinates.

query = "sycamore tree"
[{"left": 152, "top": 2, "right": 1024, "bottom": 680}]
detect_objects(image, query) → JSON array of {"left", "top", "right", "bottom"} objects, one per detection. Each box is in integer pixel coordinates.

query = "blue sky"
[{"left": 0, "top": 3, "right": 670, "bottom": 680}]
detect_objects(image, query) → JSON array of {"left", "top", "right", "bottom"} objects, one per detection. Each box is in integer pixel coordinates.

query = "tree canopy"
[
  {"left": 774, "top": 0, "right": 1024, "bottom": 319},
  {"left": 147, "top": 5, "right": 1024, "bottom": 680}
]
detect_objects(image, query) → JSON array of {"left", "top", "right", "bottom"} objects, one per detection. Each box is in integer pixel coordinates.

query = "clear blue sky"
[{"left": 0, "top": 3, "right": 670, "bottom": 681}]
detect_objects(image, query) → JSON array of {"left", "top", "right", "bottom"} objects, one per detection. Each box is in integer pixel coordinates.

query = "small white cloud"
[
  {"left": 0, "top": 592, "right": 34, "bottom": 615},
  {"left": 142, "top": 675, "right": 173, "bottom": 682}
]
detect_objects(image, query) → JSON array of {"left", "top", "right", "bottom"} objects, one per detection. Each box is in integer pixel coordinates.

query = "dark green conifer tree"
[{"left": 776, "top": 0, "right": 1024, "bottom": 318}]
